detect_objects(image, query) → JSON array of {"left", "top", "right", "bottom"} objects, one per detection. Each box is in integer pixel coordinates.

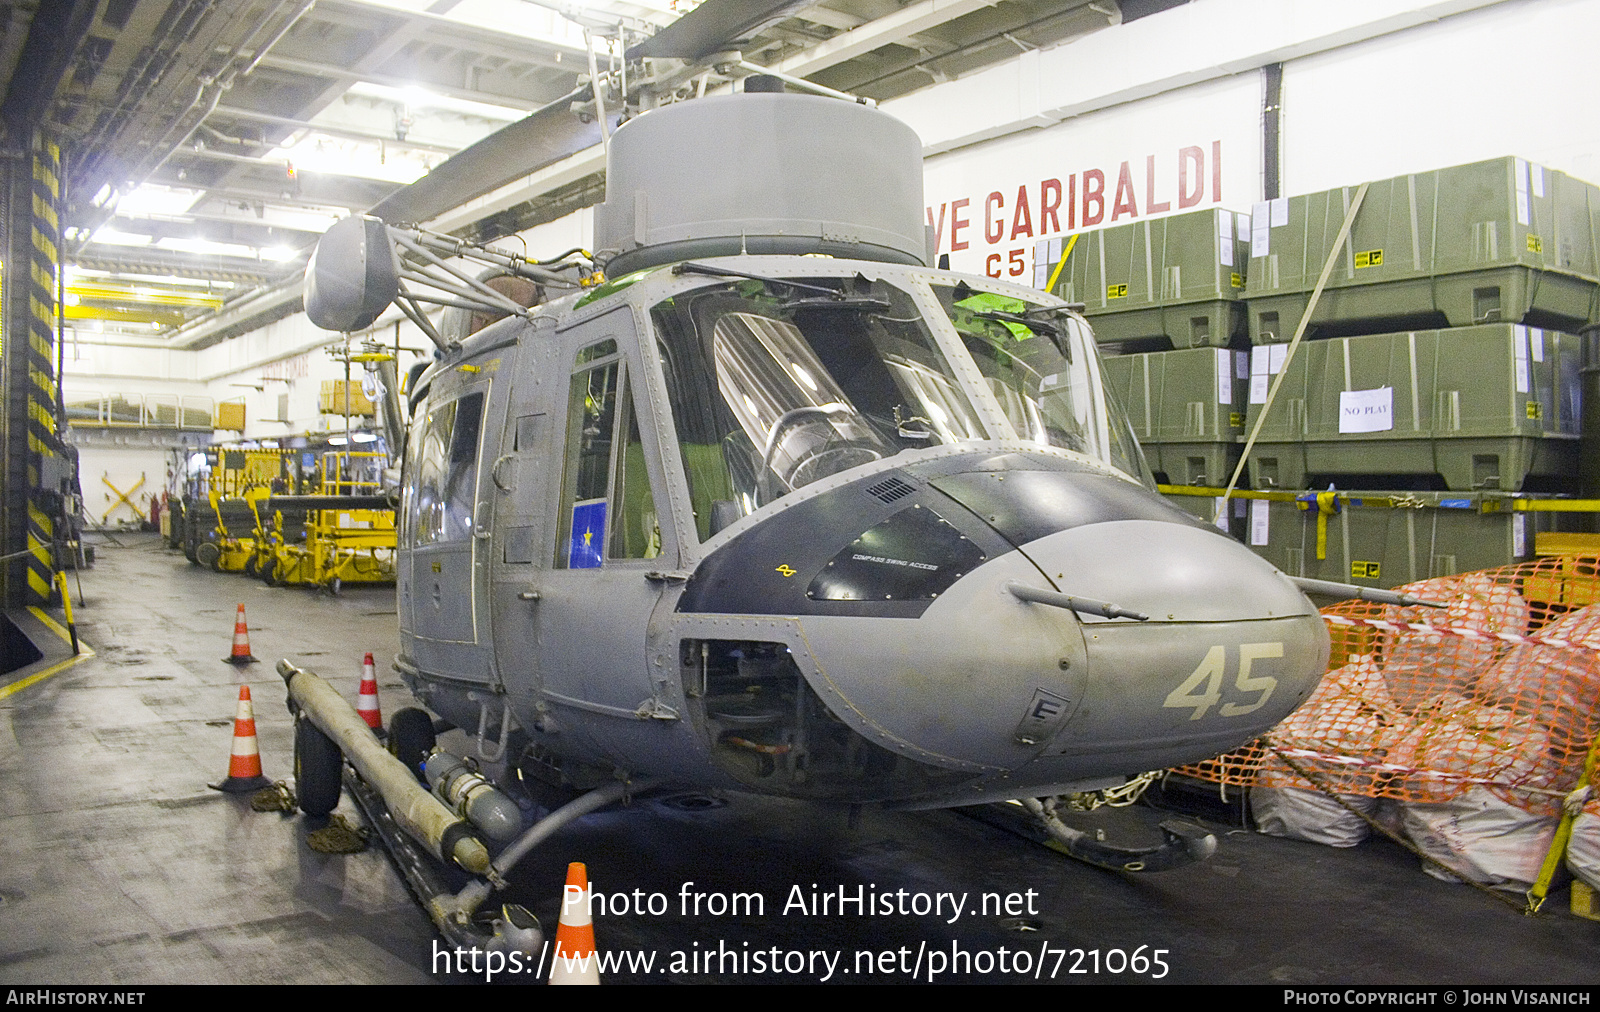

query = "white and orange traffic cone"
[
  {"left": 549, "top": 862, "right": 600, "bottom": 984},
  {"left": 356, "top": 652, "right": 382, "bottom": 731},
  {"left": 209, "top": 685, "right": 274, "bottom": 793},
  {"left": 222, "top": 603, "right": 258, "bottom": 665}
]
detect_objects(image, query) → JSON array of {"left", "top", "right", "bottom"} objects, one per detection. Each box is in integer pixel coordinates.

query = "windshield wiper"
[
  {"left": 782, "top": 295, "right": 891, "bottom": 312},
  {"left": 672, "top": 262, "right": 839, "bottom": 298}
]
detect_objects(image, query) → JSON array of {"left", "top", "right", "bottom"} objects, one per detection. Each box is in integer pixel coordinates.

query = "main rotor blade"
[
  {"left": 626, "top": 0, "right": 818, "bottom": 61},
  {"left": 366, "top": 84, "right": 606, "bottom": 226}
]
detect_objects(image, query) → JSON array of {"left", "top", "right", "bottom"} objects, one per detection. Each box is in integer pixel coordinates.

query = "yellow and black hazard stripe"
[{"left": 23, "top": 138, "right": 61, "bottom": 604}]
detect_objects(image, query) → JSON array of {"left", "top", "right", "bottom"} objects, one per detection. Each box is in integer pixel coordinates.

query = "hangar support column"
[{"left": 1, "top": 133, "right": 64, "bottom": 608}]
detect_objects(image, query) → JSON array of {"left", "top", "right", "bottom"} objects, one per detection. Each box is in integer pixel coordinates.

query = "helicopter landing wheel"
[
  {"left": 294, "top": 716, "right": 343, "bottom": 817},
  {"left": 388, "top": 708, "right": 436, "bottom": 784}
]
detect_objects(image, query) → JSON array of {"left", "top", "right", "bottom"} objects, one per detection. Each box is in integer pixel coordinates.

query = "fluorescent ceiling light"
[
  {"left": 267, "top": 132, "right": 432, "bottom": 184},
  {"left": 90, "top": 228, "right": 153, "bottom": 247},
  {"left": 156, "top": 236, "right": 261, "bottom": 258},
  {"left": 115, "top": 184, "right": 203, "bottom": 218},
  {"left": 66, "top": 266, "right": 236, "bottom": 290}
]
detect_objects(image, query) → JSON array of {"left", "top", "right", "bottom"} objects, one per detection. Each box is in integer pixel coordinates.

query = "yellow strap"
[
  {"left": 1315, "top": 491, "right": 1338, "bottom": 561},
  {"left": 1043, "top": 234, "right": 1078, "bottom": 296},
  {"left": 1527, "top": 736, "right": 1600, "bottom": 914}
]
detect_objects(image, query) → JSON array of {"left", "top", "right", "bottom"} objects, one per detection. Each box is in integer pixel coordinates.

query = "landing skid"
[{"left": 956, "top": 798, "right": 1217, "bottom": 873}]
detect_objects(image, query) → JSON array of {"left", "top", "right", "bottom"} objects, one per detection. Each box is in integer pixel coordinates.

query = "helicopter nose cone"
[
  {"left": 794, "top": 518, "right": 1327, "bottom": 776},
  {"left": 1022, "top": 518, "right": 1311, "bottom": 624},
  {"left": 1013, "top": 519, "right": 1329, "bottom": 772}
]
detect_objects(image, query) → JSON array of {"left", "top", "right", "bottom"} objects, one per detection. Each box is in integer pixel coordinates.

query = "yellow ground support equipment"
[{"left": 260, "top": 452, "right": 396, "bottom": 593}]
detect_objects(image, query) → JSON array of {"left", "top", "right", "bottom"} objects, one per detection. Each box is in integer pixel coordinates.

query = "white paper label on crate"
[
  {"left": 1237, "top": 212, "right": 1251, "bottom": 242},
  {"left": 1214, "top": 497, "right": 1229, "bottom": 531},
  {"left": 1235, "top": 498, "right": 1248, "bottom": 518},
  {"left": 1249, "top": 346, "right": 1270, "bottom": 403},
  {"left": 1048, "top": 236, "right": 1063, "bottom": 262},
  {"left": 1271, "top": 197, "right": 1289, "bottom": 227},
  {"left": 1251, "top": 201, "right": 1271, "bottom": 258},
  {"left": 1219, "top": 209, "right": 1234, "bottom": 267},
  {"left": 1338, "top": 387, "right": 1394, "bottom": 433},
  {"left": 1531, "top": 327, "right": 1545, "bottom": 363},
  {"left": 1532, "top": 164, "right": 1545, "bottom": 199},
  {"left": 1216, "top": 348, "right": 1232, "bottom": 404},
  {"left": 1235, "top": 350, "right": 1249, "bottom": 381},
  {"left": 1514, "top": 324, "right": 1530, "bottom": 393},
  {"left": 1268, "top": 344, "right": 1287, "bottom": 374},
  {"left": 1515, "top": 157, "right": 1531, "bottom": 226},
  {"left": 1514, "top": 513, "right": 1527, "bottom": 557},
  {"left": 1250, "top": 498, "right": 1269, "bottom": 546}
]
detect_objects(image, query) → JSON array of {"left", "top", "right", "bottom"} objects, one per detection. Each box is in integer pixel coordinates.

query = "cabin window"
[
  {"left": 405, "top": 390, "right": 485, "bottom": 547},
  {"left": 554, "top": 340, "right": 660, "bottom": 568},
  {"left": 650, "top": 277, "right": 984, "bottom": 543}
]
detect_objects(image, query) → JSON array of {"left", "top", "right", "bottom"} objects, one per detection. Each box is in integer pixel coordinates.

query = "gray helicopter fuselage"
[{"left": 396, "top": 253, "right": 1328, "bottom": 810}]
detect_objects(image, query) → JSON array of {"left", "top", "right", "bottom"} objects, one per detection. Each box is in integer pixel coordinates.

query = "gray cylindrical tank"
[{"left": 595, "top": 92, "right": 927, "bottom": 275}]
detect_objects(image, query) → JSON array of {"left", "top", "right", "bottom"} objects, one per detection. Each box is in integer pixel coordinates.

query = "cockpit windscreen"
[{"left": 652, "top": 277, "right": 984, "bottom": 541}]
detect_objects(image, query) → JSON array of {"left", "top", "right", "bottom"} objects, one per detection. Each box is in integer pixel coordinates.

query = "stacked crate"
[
  {"left": 1036, "top": 206, "right": 1252, "bottom": 352},
  {"left": 1036, "top": 207, "right": 1254, "bottom": 517},
  {"left": 1240, "top": 323, "right": 1581, "bottom": 492},
  {"left": 1245, "top": 157, "right": 1599, "bottom": 345},
  {"left": 1230, "top": 489, "right": 1560, "bottom": 589},
  {"left": 1038, "top": 157, "right": 1600, "bottom": 589}
]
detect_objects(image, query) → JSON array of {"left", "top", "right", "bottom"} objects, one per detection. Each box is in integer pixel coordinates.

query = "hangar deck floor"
[{"left": 1, "top": 534, "right": 1596, "bottom": 986}]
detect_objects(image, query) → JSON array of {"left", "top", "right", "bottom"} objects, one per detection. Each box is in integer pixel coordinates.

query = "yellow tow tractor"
[{"left": 194, "top": 486, "right": 270, "bottom": 573}]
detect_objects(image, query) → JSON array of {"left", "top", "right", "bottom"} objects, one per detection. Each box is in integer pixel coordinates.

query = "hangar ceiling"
[{"left": 0, "top": 0, "right": 1179, "bottom": 348}]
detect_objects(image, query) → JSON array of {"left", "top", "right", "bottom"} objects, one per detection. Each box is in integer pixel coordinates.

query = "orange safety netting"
[{"left": 1177, "top": 555, "right": 1600, "bottom": 817}]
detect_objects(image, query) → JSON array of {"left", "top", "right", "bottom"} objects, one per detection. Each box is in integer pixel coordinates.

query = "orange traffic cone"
[
  {"left": 549, "top": 862, "right": 600, "bottom": 984},
  {"left": 209, "top": 685, "right": 274, "bottom": 793},
  {"left": 356, "top": 652, "right": 381, "bottom": 731},
  {"left": 223, "top": 603, "right": 258, "bottom": 665}
]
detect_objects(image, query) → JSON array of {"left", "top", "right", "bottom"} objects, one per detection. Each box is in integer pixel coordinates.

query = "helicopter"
[{"left": 279, "top": 74, "right": 1431, "bottom": 954}]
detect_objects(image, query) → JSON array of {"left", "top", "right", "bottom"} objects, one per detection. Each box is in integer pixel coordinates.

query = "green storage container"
[
  {"left": 1246, "top": 157, "right": 1600, "bottom": 344},
  {"left": 1036, "top": 207, "right": 1252, "bottom": 351},
  {"left": 1202, "top": 489, "right": 1566, "bottom": 590},
  {"left": 1103, "top": 346, "right": 1247, "bottom": 486},
  {"left": 1241, "top": 324, "right": 1580, "bottom": 492},
  {"left": 1161, "top": 487, "right": 1246, "bottom": 540}
]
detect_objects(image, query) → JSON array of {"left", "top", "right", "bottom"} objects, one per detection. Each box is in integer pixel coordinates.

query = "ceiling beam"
[
  {"left": 310, "top": 0, "right": 590, "bottom": 70},
  {"left": 210, "top": 105, "right": 457, "bottom": 154},
  {"left": 252, "top": 54, "right": 544, "bottom": 112},
  {"left": 770, "top": 0, "right": 1003, "bottom": 79},
  {"left": 0, "top": 0, "right": 101, "bottom": 143}
]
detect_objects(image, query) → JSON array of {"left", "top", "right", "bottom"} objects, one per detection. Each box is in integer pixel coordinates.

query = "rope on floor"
[
  {"left": 306, "top": 814, "right": 369, "bottom": 854},
  {"left": 250, "top": 782, "right": 296, "bottom": 812}
]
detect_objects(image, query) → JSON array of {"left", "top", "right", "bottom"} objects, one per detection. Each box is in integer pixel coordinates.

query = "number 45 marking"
[{"left": 1163, "top": 643, "right": 1283, "bottom": 720}]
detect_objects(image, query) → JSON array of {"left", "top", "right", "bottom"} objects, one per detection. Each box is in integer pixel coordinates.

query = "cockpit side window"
[
  {"left": 651, "top": 277, "right": 985, "bottom": 542},
  {"left": 929, "top": 283, "right": 1152, "bottom": 485},
  {"left": 405, "top": 391, "right": 485, "bottom": 547},
  {"left": 554, "top": 339, "right": 661, "bottom": 568}
]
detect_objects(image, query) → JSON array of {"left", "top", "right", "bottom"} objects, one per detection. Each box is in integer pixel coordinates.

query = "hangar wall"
[{"left": 58, "top": 0, "right": 1600, "bottom": 441}]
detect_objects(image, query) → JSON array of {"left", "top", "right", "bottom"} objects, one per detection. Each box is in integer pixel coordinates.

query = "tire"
[
  {"left": 328, "top": 577, "right": 342, "bottom": 596},
  {"left": 243, "top": 556, "right": 258, "bottom": 578},
  {"left": 196, "top": 541, "right": 220, "bottom": 569},
  {"left": 388, "top": 707, "right": 436, "bottom": 784},
  {"left": 294, "top": 717, "right": 343, "bottom": 817}
]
